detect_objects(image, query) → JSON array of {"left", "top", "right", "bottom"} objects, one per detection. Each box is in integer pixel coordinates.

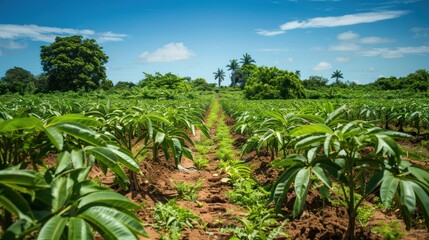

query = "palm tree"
[
  {"left": 240, "top": 53, "right": 256, "bottom": 66},
  {"left": 213, "top": 68, "right": 225, "bottom": 87},
  {"left": 331, "top": 70, "right": 344, "bottom": 84},
  {"left": 226, "top": 59, "right": 240, "bottom": 87}
]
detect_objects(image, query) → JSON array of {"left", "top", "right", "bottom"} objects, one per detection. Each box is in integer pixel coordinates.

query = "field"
[{"left": 1, "top": 90, "right": 429, "bottom": 240}]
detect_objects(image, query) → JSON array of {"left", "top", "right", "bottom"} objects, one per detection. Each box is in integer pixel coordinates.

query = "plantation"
[{"left": 0, "top": 86, "right": 428, "bottom": 240}]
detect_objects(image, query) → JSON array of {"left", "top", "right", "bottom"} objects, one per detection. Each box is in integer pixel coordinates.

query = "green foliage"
[
  {"left": 221, "top": 206, "right": 287, "bottom": 240},
  {"left": 372, "top": 220, "right": 405, "bottom": 240},
  {"left": 373, "top": 69, "right": 429, "bottom": 92},
  {"left": 0, "top": 156, "right": 148, "bottom": 240},
  {"left": 191, "top": 78, "right": 215, "bottom": 91},
  {"left": 152, "top": 200, "right": 200, "bottom": 239},
  {"left": 172, "top": 179, "right": 204, "bottom": 202},
  {"left": 302, "top": 75, "right": 328, "bottom": 90},
  {"left": 244, "top": 66, "right": 305, "bottom": 100},
  {"left": 227, "top": 178, "right": 269, "bottom": 206},
  {"left": 41, "top": 35, "right": 108, "bottom": 91},
  {"left": 192, "top": 156, "right": 209, "bottom": 170},
  {"left": 0, "top": 67, "right": 37, "bottom": 94},
  {"left": 138, "top": 72, "right": 191, "bottom": 92}
]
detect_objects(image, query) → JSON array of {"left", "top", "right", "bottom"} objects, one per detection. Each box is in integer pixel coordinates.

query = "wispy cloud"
[
  {"left": 411, "top": 27, "right": 429, "bottom": 38},
  {"left": 360, "top": 36, "right": 391, "bottom": 44},
  {"left": 280, "top": 11, "right": 408, "bottom": 30},
  {"left": 139, "top": 42, "right": 194, "bottom": 62},
  {"left": 337, "top": 31, "right": 359, "bottom": 41},
  {"left": 313, "top": 61, "right": 332, "bottom": 71},
  {"left": 361, "top": 45, "right": 429, "bottom": 58},
  {"left": 0, "top": 24, "right": 127, "bottom": 43},
  {"left": 330, "top": 43, "right": 360, "bottom": 51},
  {"left": 0, "top": 40, "right": 27, "bottom": 49},
  {"left": 97, "top": 32, "right": 128, "bottom": 43},
  {"left": 256, "top": 29, "right": 285, "bottom": 36},
  {"left": 257, "top": 11, "right": 408, "bottom": 36}
]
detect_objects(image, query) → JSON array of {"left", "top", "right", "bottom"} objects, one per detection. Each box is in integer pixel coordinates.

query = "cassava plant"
[{"left": 271, "top": 106, "right": 429, "bottom": 240}]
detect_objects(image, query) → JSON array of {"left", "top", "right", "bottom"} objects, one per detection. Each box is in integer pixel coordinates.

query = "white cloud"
[
  {"left": 313, "top": 61, "right": 332, "bottom": 71},
  {"left": 361, "top": 46, "right": 429, "bottom": 58},
  {"left": 411, "top": 27, "right": 429, "bottom": 38},
  {"left": 0, "top": 24, "right": 126, "bottom": 43},
  {"left": 360, "top": 37, "right": 391, "bottom": 44},
  {"left": 330, "top": 43, "right": 360, "bottom": 51},
  {"left": 287, "top": 57, "right": 294, "bottom": 63},
  {"left": 280, "top": 11, "right": 408, "bottom": 31},
  {"left": 256, "top": 29, "right": 285, "bottom": 36},
  {"left": 336, "top": 57, "right": 350, "bottom": 62},
  {"left": 258, "top": 11, "right": 407, "bottom": 36},
  {"left": 97, "top": 32, "right": 128, "bottom": 42},
  {"left": 338, "top": 31, "right": 359, "bottom": 41},
  {"left": 0, "top": 40, "right": 27, "bottom": 49},
  {"left": 139, "top": 42, "right": 194, "bottom": 62}
]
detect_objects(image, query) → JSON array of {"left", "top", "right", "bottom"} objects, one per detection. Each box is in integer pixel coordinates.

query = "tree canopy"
[
  {"left": 138, "top": 72, "right": 191, "bottom": 91},
  {"left": 244, "top": 66, "right": 306, "bottom": 99},
  {"left": 373, "top": 69, "right": 429, "bottom": 92},
  {"left": 0, "top": 67, "right": 37, "bottom": 94},
  {"left": 40, "top": 35, "right": 108, "bottom": 91}
]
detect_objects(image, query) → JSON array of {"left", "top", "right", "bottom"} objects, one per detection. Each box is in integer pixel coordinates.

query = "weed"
[
  {"left": 192, "top": 156, "right": 210, "bottom": 170},
  {"left": 372, "top": 220, "right": 405, "bottom": 240},
  {"left": 172, "top": 179, "right": 204, "bottom": 202},
  {"left": 152, "top": 200, "right": 200, "bottom": 238}
]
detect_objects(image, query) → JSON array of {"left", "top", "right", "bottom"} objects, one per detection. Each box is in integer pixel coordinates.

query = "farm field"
[{"left": 0, "top": 90, "right": 428, "bottom": 240}]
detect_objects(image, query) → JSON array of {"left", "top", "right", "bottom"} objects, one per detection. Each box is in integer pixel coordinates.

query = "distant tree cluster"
[
  {"left": 138, "top": 72, "right": 191, "bottom": 91},
  {"left": 373, "top": 69, "right": 429, "bottom": 92}
]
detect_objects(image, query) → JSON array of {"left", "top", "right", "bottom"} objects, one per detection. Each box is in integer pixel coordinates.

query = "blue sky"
[{"left": 0, "top": 0, "right": 428, "bottom": 85}]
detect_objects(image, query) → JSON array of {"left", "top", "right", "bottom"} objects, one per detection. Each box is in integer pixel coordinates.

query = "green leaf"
[
  {"left": 51, "top": 177, "right": 72, "bottom": 212},
  {"left": 44, "top": 126, "right": 63, "bottom": 151},
  {"left": 155, "top": 131, "right": 165, "bottom": 144},
  {"left": 68, "top": 217, "right": 93, "bottom": 240},
  {"left": 108, "top": 147, "right": 141, "bottom": 174},
  {"left": 0, "top": 117, "right": 44, "bottom": 133},
  {"left": 80, "top": 206, "right": 148, "bottom": 239},
  {"left": 53, "top": 122, "right": 106, "bottom": 147},
  {"left": 293, "top": 168, "right": 310, "bottom": 217},
  {"left": 290, "top": 124, "right": 333, "bottom": 137},
  {"left": 78, "top": 191, "right": 138, "bottom": 210},
  {"left": 365, "top": 171, "right": 383, "bottom": 196},
  {"left": 312, "top": 166, "right": 331, "bottom": 188},
  {"left": 399, "top": 180, "right": 416, "bottom": 215},
  {"left": 55, "top": 151, "right": 71, "bottom": 175},
  {"left": 37, "top": 215, "right": 67, "bottom": 240},
  {"left": 412, "top": 182, "right": 429, "bottom": 230},
  {"left": 295, "top": 135, "right": 326, "bottom": 149},
  {"left": 380, "top": 172, "right": 399, "bottom": 209},
  {"left": 375, "top": 135, "right": 399, "bottom": 157},
  {"left": 0, "top": 169, "right": 49, "bottom": 196},
  {"left": 0, "top": 187, "right": 34, "bottom": 222},
  {"left": 47, "top": 114, "right": 102, "bottom": 127}
]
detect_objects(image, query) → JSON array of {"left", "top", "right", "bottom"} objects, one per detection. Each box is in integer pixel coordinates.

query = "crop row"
[
  {"left": 220, "top": 97, "right": 429, "bottom": 239},
  {"left": 0, "top": 94, "right": 212, "bottom": 239}
]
